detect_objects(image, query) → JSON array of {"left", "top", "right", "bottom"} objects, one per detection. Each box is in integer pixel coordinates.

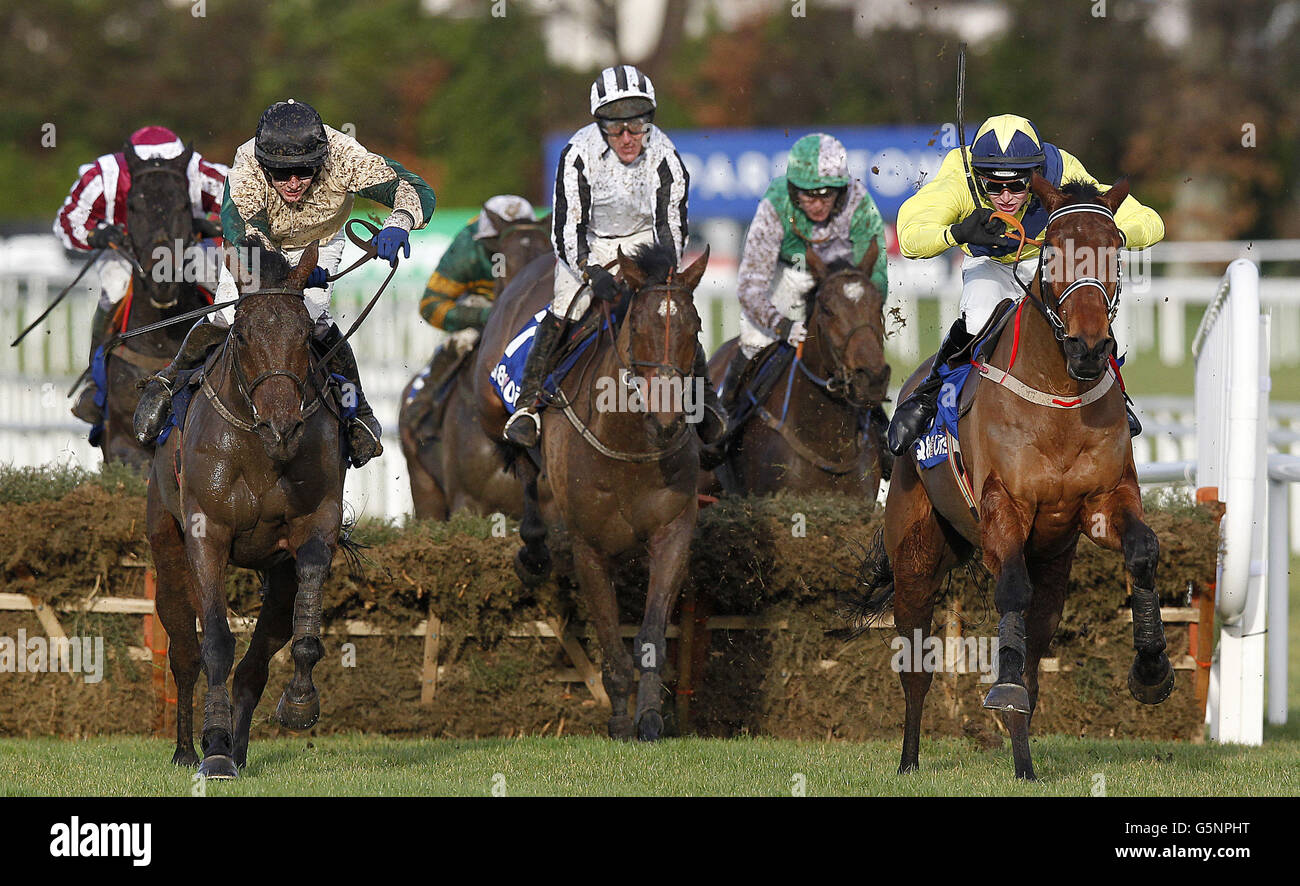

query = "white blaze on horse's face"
[
  {"left": 657, "top": 297, "right": 679, "bottom": 318},
  {"left": 842, "top": 281, "right": 865, "bottom": 303}
]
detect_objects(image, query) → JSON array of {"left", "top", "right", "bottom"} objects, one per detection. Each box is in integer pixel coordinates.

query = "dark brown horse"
[
  {"left": 100, "top": 143, "right": 216, "bottom": 467},
  {"left": 147, "top": 240, "right": 348, "bottom": 778},
  {"left": 399, "top": 211, "right": 552, "bottom": 518},
  {"left": 475, "top": 242, "right": 710, "bottom": 740},
  {"left": 707, "top": 242, "right": 889, "bottom": 496},
  {"left": 852, "top": 176, "right": 1171, "bottom": 779}
]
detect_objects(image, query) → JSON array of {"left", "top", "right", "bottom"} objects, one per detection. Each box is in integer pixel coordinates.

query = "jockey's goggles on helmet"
[
  {"left": 796, "top": 186, "right": 840, "bottom": 199},
  {"left": 977, "top": 173, "right": 1031, "bottom": 195},
  {"left": 266, "top": 165, "right": 318, "bottom": 182},
  {"left": 597, "top": 115, "right": 652, "bottom": 137}
]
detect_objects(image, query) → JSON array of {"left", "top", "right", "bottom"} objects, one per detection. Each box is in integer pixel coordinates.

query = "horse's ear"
[
  {"left": 1030, "top": 171, "right": 1064, "bottom": 215},
  {"left": 804, "top": 247, "right": 827, "bottom": 283},
  {"left": 1100, "top": 177, "right": 1130, "bottom": 214},
  {"left": 122, "top": 141, "right": 141, "bottom": 172},
  {"left": 288, "top": 242, "right": 319, "bottom": 290},
  {"left": 858, "top": 239, "right": 880, "bottom": 277},
  {"left": 617, "top": 249, "right": 645, "bottom": 291},
  {"left": 178, "top": 141, "right": 195, "bottom": 168},
  {"left": 679, "top": 245, "right": 710, "bottom": 291},
  {"left": 482, "top": 208, "right": 508, "bottom": 236}
]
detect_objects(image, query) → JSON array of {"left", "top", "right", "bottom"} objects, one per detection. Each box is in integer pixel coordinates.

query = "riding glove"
[
  {"left": 372, "top": 226, "right": 411, "bottom": 268},
  {"left": 949, "top": 207, "right": 1008, "bottom": 248},
  {"left": 585, "top": 264, "right": 620, "bottom": 303},
  {"left": 88, "top": 223, "right": 127, "bottom": 250},
  {"left": 306, "top": 266, "right": 329, "bottom": 289}
]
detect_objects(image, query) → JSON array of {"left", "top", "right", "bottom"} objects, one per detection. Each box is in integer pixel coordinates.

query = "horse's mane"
[
  {"left": 1059, "top": 179, "right": 1104, "bottom": 203},
  {"left": 627, "top": 241, "right": 679, "bottom": 285}
]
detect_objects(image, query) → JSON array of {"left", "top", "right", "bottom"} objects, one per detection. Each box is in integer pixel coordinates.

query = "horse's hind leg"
[
  {"left": 1022, "top": 543, "right": 1076, "bottom": 755},
  {"left": 231, "top": 559, "right": 295, "bottom": 769},
  {"left": 513, "top": 454, "right": 551, "bottom": 585},
  {"left": 634, "top": 506, "right": 698, "bottom": 741},
  {"left": 148, "top": 500, "right": 201, "bottom": 767},
  {"left": 883, "top": 457, "right": 958, "bottom": 773},
  {"left": 978, "top": 474, "right": 1037, "bottom": 779},
  {"left": 277, "top": 535, "right": 331, "bottom": 732},
  {"left": 1088, "top": 479, "right": 1173, "bottom": 704},
  {"left": 571, "top": 536, "right": 635, "bottom": 739}
]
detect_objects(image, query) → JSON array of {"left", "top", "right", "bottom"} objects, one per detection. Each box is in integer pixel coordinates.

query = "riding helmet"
[
  {"left": 590, "top": 65, "right": 656, "bottom": 119},
  {"left": 255, "top": 99, "right": 329, "bottom": 169},
  {"left": 970, "top": 114, "right": 1046, "bottom": 176}
]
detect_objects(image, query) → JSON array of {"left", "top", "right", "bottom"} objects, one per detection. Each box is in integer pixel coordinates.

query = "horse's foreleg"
[
  {"left": 148, "top": 503, "right": 201, "bottom": 768},
  {"left": 978, "top": 474, "right": 1036, "bottom": 779},
  {"left": 1023, "top": 543, "right": 1076, "bottom": 734},
  {"left": 232, "top": 559, "right": 295, "bottom": 768},
  {"left": 186, "top": 520, "right": 238, "bottom": 780},
  {"left": 635, "top": 508, "right": 698, "bottom": 741},
  {"left": 571, "top": 537, "right": 634, "bottom": 739},
  {"left": 277, "top": 536, "right": 331, "bottom": 732},
  {"left": 1088, "top": 483, "right": 1172, "bottom": 705}
]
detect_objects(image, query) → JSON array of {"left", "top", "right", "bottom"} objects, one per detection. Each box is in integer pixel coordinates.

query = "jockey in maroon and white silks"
[{"left": 53, "top": 126, "right": 228, "bottom": 310}]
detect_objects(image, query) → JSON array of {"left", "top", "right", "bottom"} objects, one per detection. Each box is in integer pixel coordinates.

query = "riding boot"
[
  {"left": 868, "top": 404, "right": 894, "bottom": 482},
  {"left": 720, "top": 351, "right": 751, "bottom": 417},
  {"left": 72, "top": 304, "right": 115, "bottom": 424},
  {"left": 693, "top": 343, "right": 726, "bottom": 445},
  {"left": 1126, "top": 402, "right": 1142, "bottom": 437},
  {"left": 316, "top": 323, "right": 384, "bottom": 468},
  {"left": 134, "top": 319, "right": 228, "bottom": 445},
  {"left": 503, "top": 311, "right": 565, "bottom": 448},
  {"left": 886, "top": 317, "right": 975, "bottom": 456}
]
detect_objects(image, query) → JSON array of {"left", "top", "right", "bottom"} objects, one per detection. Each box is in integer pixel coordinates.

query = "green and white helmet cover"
[{"left": 785, "top": 133, "right": 850, "bottom": 190}]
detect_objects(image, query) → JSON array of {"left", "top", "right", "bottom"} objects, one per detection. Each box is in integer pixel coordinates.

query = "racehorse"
[
  {"left": 398, "top": 211, "right": 552, "bottom": 518},
  {"left": 850, "top": 175, "right": 1172, "bottom": 780},
  {"left": 707, "top": 242, "right": 889, "bottom": 496},
  {"left": 475, "top": 241, "right": 711, "bottom": 740},
  {"left": 100, "top": 142, "right": 216, "bottom": 467},
  {"left": 146, "top": 240, "right": 350, "bottom": 778}
]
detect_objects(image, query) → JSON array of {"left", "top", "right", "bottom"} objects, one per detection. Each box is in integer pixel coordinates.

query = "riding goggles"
[
  {"left": 796, "top": 186, "right": 842, "bottom": 199},
  {"left": 266, "top": 165, "right": 319, "bottom": 183},
  {"left": 597, "top": 115, "right": 653, "bottom": 137},
  {"left": 978, "top": 174, "right": 1031, "bottom": 195}
]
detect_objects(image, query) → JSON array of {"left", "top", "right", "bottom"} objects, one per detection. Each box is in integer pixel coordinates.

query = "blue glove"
[
  {"left": 306, "top": 266, "right": 329, "bottom": 289},
  {"left": 372, "top": 226, "right": 411, "bottom": 268}
]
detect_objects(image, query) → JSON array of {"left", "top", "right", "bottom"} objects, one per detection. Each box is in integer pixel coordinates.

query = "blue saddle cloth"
[
  {"left": 489, "top": 310, "right": 604, "bottom": 414},
  {"left": 914, "top": 362, "right": 976, "bottom": 469},
  {"left": 88, "top": 344, "right": 110, "bottom": 446}
]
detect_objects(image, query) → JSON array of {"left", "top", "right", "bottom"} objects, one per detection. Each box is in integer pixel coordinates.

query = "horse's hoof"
[
  {"left": 636, "top": 710, "right": 664, "bottom": 742},
  {"left": 276, "top": 690, "right": 320, "bottom": 731},
  {"left": 197, "top": 755, "right": 238, "bottom": 780},
  {"left": 171, "top": 748, "right": 199, "bottom": 767},
  {"left": 607, "top": 714, "right": 634, "bottom": 741},
  {"left": 898, "top": 760, "right": 918, "bottom": 775},
  {"left": 1128, "top": 653, "right": 1174, "bottom": 705},
  {"left": 513, "top": 547, "right": 551, "bottom": 587},
  {"left": 983, "top": 682, "right": 1031, "bottom": 714}
]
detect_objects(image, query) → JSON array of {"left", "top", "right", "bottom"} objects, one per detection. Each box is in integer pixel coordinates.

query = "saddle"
[
  {"left": 720, "top": 342, "right": 795, "bottom": 443},
  {"left": 406, "top": 340, "right": 477, "bottom": 446}
]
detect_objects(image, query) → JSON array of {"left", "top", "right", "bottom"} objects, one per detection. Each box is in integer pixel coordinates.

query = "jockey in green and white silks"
[
  {"left": 501, "top": 65, "right": 724, "bottom": 449},
  {"left": 885, "top": 114, "right": 1165, "bottom": 456},
  {"left": 724, "top": 133, "right": 890, "bottom": 434}
]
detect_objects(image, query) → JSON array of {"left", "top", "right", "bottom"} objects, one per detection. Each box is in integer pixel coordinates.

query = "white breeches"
[{"left": 211, "top": 228, "right": 348, "bottom": 328}]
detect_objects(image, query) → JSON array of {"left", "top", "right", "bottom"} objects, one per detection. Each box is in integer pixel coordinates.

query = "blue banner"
[{"left": 542, "top": 125, "right": 948, "bottom": 223}]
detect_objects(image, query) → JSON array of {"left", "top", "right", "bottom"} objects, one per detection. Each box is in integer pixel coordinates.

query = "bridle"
[
  {"left": 126, "top": 161, "right": 199, "bottom": 310},
  {"left": 1001, "top": 202, "right": 1124, "bottom": 344},
  {"left": 803, "top": 267, "right": 883, "bottom": 405},
  {"left": 610, "top": 270, "right": 699, "bottom": 384}
]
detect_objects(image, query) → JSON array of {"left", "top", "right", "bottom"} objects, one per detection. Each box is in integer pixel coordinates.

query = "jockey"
[
  {"left": 53, "top": 126, "right": 228, "bottom": 424},
  {"left": 886, "top": 114, "right": 1165, "bottom": 456},
  {"left": 726, "top": 133, "right": 890, "bottom": 437},
  {"left": 501, "top": 65, "right": 725, "bottom": 449},
  {"left": 419, "top": 195, "right": 536, "bottom": 380},
  {"left": 134, "top": 99, "right": 436, "bottom": 467}
]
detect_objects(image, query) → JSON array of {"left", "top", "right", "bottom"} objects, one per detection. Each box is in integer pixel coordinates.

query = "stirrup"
[{"left": 504, "top": 408, "right": 541, "bottom": 446}]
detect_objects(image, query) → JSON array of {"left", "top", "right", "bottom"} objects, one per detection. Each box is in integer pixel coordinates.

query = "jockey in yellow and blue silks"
[{"left": 885, "top": 114, "right": 1165, "bottom": 456}]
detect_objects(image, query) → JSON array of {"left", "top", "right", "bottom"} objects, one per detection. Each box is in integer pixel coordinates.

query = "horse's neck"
[
  {"left": 784, "top": 313, "right": 857, "bottom": 428},
  {"left": 1004, "top": 298, "right": 1081, "bottom": 395}
]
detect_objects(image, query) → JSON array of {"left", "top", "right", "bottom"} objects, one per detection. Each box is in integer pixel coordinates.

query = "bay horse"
[
  {"left": 707, "top": 242, "right": 890, "bottom": 497},
  {"left": 398, "top": 211, "right": 552, "bottom": 519},
  {"left": 853, "top": 175, "right": 1172, "bottom": 780},
  {"left": 475, "top": 242, "right": 710, "bottom": 740},
  {"left": 147, "top": 240, "right": 348, "bottom": 778},
  {"left": 100, "top": 142, "right": 216, "bottom": 467}
]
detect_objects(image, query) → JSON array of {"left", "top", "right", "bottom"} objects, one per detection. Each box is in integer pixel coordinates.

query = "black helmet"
[{"left": 254, "top": 99, "right": 328, "bottom": 169}]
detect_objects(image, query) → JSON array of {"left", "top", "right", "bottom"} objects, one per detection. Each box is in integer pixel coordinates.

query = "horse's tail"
[
  {"left": 837, "top": 528, "right": 895, "bottom": 638},
  {"left": 337, "top": 511, "right": 369, "bottom": 583}
]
